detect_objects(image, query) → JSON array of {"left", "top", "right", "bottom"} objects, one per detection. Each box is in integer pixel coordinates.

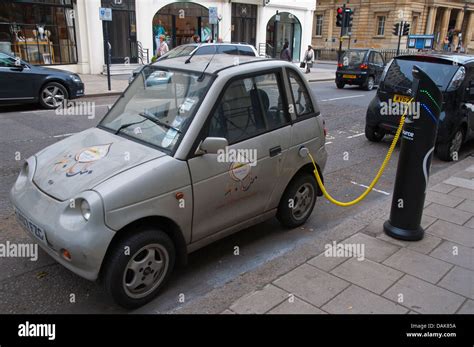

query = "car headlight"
[
  {"left": 80, "top": 199, "right": 91, "bottom": 221},
  {"left": 446, "top": 66, "right": 465, "bottom": 92},
  {"left": 70, "top": 74, "right": 82, "bottom": 83}
]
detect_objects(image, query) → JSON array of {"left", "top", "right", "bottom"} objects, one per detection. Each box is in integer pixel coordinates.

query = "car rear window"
[
  {"left": 238, "top": 46, "right": 256, "bottom": 56},
  {"left": 384, "top": 58, "right": 460, "bottom": 92},
  {"left": 341, "top": 50, "right": 368, "bottom": 66}
]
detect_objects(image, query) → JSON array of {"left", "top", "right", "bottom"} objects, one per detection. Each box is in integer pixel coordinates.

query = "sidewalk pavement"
[
  {"left": 174, "top": 156, "right": 474, "bottom": 314},
  {"left": 78, "top": 63, "right": 336, "bottom": 97},
  {"left": 79, "top": 74, "right": 129, "bottom": 97}
]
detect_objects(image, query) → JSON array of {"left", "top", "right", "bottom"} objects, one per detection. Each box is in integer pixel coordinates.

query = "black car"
[
  {"left": 0, "top": 52, "right": 84, "bottom": 109},
  {"left": 336, "top": 49, "right": 385, "bottom": 90},
  {"left": 365, "top": 53, "right": 474, "bottom": 161}
]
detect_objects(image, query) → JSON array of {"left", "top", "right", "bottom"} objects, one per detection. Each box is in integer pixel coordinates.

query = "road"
[{"left": 0, "top": 81, "right": 472, "bottom": 314}]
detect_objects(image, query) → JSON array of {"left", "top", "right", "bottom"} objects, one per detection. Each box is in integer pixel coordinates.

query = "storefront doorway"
[
  {"left": 152, "top": 2, "right": 215, "bottom": 56},
  {"left": 101, "top": 0, "right": 138, "bottom": 64},
  {"left": 266, "top": 12, "right": 301, "bottom": 62},
  {"left": 231, "top": 3, "right": 257, "bottom": 47}
]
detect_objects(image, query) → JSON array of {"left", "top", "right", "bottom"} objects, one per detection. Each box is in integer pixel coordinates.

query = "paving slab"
[
  {"left": 426, "top": 220, "right": 474, "bottom": 247},
  {"left": 330, "top": 258, "right": 403, "bottom": 294},
  {"left": 449, "top": 187, "right": 474, "bottom": 200},
  {"left": 430, "top": 183, "right": 456, "bottom": 194},
  {"left": 382, "top": 275, "right": 465, "bottom": 314},
  {"left": 322, "top": 285, "right": 408, "bottom": 314},
  {"left": 429, "top": 240, "right": 474, "bottom": 270},
  {"left": 268, "top": 297, "right": 326, "bottom": 314},
  {"left": 424, "top": 203, "right": 473, "bottom": 225},
  {"left": 274, "top": 264, "right": 349, "bottom": 307},
  {"left": 443, "top": 177, "right": 474, "bottom": 190},
  {"left": 438, "top": 266, "right": 474, "bottom": 299},
  {"left": 376, "top": 232, "right": 442, "bottom": 255},
  {"left": 425, "top": 191, "right": 464, "bottom": 208},
  {"left": 383, "top": 248, "right": 452, "bottom": 284},
  {"left": 340, "top": 232, "right": 400, "bottom": 262},
  {"left": 457, "top": 300, "right": 474, "bottom": 314},
  {"left": 229, "top": 284, "right": 288, "bottom": 314},
  {"left": 457, "top": 199, "right": 474, "bottom": 214}
]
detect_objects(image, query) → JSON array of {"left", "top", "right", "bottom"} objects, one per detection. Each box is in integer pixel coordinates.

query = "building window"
[
  {"left": 315, "top": 14, "right": 323, "bottom": 36},
  {"left": 0, "top": 0, "right": 77, "bottom": 65},
  {"left": 376, "top": 16, "right": 386, "bottom": 36}
]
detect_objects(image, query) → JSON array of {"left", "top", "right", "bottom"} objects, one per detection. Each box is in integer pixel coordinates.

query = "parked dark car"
[
  {"left": 335, "top": 49, "right": 385, "bottom": 90},
  {"left": 0, "top": 52, "right": 84, "bottom": 109},
  {"left": 365, "top": 53, "right": 474, "bottom": 161},
  {"left": 129, "top": 43, "right": 258, "bottom": 83}
]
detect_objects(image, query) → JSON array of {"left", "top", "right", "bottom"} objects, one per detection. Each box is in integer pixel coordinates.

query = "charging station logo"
[{"left": 402, "top": 130, "right": 414, "bottom": 141}]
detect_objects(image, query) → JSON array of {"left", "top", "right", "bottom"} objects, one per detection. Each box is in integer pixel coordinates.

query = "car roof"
[
  {"left": 396, "top": 52, "right": 474, "bottom": 65},
  {"left": 179, "top": 42, "right": 255, "bottom": 48},
  {"left": 152, "top": 54, "right": 279, "bottom": 75}
]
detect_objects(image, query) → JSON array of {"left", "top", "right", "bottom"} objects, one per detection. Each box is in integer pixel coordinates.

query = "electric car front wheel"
[
  {"left": 436, "top": 128, "right": 464, "bottom": 162},
  {"left": 103, "top": 228, "right": 175, "bottom": 309},
  {"left": 365, "top": 124, "right": 385, "bottom": 142}
]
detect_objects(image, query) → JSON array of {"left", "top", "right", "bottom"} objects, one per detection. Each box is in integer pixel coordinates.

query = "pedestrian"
[
  {"left": 158, "top": 35, "right": 169, "bottom": 58},
  {"left": 303, "top": 45, "right": 314, "bottom": 74},
  {"left": 443, "top": 36, "right": 450, "bottom": 52},
  {"left": 280, "top": 42, "right": 292, "bottom": 62}
]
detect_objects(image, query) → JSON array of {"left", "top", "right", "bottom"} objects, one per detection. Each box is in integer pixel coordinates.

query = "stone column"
[
  {"left": 452, "top": 9, "right": 464, "bottom": 49},
  {"left": 464, "top": 10, "right": 474, "bottom": 52},
  {"left": 327, "top": 8, "right": 334, "bottom": 48},
  {"left": 425, "top": 6, "right": 438, "bottom": 34},
  {"left": 439, "top": 7, "right": 452, "bottom": 50}
]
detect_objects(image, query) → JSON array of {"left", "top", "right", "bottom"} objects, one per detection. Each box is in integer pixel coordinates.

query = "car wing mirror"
[{"left": 196, "top": 137, "right": 228, "bottom": 155}]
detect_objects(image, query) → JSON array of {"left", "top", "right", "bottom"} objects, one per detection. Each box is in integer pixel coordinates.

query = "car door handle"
[{"left": 269, "top": 146, "right": 282, "bottom": 157}]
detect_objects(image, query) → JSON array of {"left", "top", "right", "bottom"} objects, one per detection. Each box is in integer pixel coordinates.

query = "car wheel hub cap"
[
  {"left": 292, "top": 183, "right": 315, "bottom": 221},
  {"left": 450, "top": 131, "right": 463, "bottom": 155},
  {"left": 122, "top": 244, "right": 169, "bottom": 299},
  {"left": 42, "top": 86, "right": 64, "bottom": 107}
]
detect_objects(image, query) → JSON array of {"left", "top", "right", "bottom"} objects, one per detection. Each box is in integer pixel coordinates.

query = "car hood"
[
  {"left": 31, "top": 65, "right": 72, "bottom": 76},
  {"left": 33, "top": 127, "right": 166, "bottom": 201}
]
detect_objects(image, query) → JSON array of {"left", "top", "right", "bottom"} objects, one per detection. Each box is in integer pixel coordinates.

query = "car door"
[
  {"left": 373, "top": 52, "right": 385, "bottom": 84},
  {"left": 187, "top": 70, "right": 292, "bottom": 242},
  {"left": 0, "top": 54, "right": 36, "bottom": 101},
  {"left": 463, "top": 63, "right": 474, "bottom": 136}
]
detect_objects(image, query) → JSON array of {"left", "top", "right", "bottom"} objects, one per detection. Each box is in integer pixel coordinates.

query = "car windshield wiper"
[
  {"left": 138, "top": 112, "right": 182, "bottom": 134},
  {"left": 114, "top": 118, "right": 147, "bottom": 135}
]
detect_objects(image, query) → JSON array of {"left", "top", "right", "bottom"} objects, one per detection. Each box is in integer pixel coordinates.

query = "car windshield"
[
  {"left": 341, "top": 50, "right": 368, "bottom": 66},
  {"left": 99, "top": 66, "right": 212, "bottom": 153},
  {"left": 161, "top": 45, "right": 197, "bottom": 60},
  {"left": 384, "top": 58, "right": 460, "bottom": 92}
]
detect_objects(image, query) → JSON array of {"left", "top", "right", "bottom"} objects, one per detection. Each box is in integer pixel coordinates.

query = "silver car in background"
[{"left": 10, "top": 55, "right": 327, "bottom": 308}]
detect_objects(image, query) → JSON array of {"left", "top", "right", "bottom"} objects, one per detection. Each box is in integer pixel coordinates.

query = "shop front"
[
  {"left": 231, "top": 3, "right": 257, "bottom": 47},
  {"left": 0, "top": 0, "right": 78, "bottom": 66},
  {"left": 266, "top": 11, "right": 302, "bottom": 61}
]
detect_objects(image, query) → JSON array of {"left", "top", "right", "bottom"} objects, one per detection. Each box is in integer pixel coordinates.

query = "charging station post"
[{"left": 383, "top": 65, "right": 443, "bottom": 241}]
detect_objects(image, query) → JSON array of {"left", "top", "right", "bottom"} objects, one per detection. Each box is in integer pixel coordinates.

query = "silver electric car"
[{"left": 10, "top": 55, "right": 328, "bottom": 308}]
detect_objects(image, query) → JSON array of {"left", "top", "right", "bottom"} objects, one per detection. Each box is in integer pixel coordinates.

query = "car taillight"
[
  {"left": 337, "top": 63, "right": 343, "bottom": 68},
  {"left": 360, "top": 64, "right": 368, "bottom": 69}
]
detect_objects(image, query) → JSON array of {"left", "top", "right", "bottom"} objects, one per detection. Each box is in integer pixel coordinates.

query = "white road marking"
[
  {"left": 52, "top": 133, "right": 75, "bottom": 138},
  {"left": 347, "top": 132, "right": 365, "bottom": 139},
  {"left": 321, "top": 95, "right": 365, "bottom": 102},
  {"left": 325, "top": 141, "right": 333, "bottom": 145},
  {"left": 350, "top": 181, "right": 390, "bottom": 196}
]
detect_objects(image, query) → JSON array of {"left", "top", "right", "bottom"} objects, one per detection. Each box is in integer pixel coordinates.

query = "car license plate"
[
  {"left": 343, "top": 74, "right": 357, "bottom": 79},
  {"left": 393, "top": 94, "right": 411, "bottom": 103},
  {"left": 15, "top": 210, "right": 48, "bottom": 245}
]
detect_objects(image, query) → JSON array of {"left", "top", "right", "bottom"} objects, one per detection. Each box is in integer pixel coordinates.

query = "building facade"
[
  {"left": 312, "top": 0, "right": 474, "bottom": 53},
  {"left": 0, "top": 0, "right": 315, "bottom": 74}
]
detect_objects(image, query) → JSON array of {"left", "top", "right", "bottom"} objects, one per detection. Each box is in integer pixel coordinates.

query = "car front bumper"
[
  {"left": 68, "top": 82, "right": 85, "bottom": 99},
  {"left": 10, "top": 158, "right": 115, "bottom": 281}
]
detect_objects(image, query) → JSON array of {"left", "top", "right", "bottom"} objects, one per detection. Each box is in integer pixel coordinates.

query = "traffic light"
[
  {"left": 336, "top": 7, "right": 343, "bottom": 27},
  {"left": 344, "top": 8, "right": 354, "bottom": 28},
  {"left": 403, "top": 22, "right": 410, "bottom": 36},
  {"left": 392, "top": 22, "right": 400, "bottom": 36}
]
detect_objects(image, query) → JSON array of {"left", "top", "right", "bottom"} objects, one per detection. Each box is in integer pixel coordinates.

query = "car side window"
[
  {"left": 238, "top": 46, "right": 256, "bottom": 56},
  {"left": 208, "top": 72, "right": 288, "bottom": 144},
  {"left": 195, "top": 46, "right": 216, "bottom": 55},
  {"left": 287, "top": 70, "right": 314, "bottom": 118},
  {"left": 375, "top": 53, "right": 384, "bottom": 65},
  {"left": 368, "top": 52, "right": 375, "bottom": 64}
]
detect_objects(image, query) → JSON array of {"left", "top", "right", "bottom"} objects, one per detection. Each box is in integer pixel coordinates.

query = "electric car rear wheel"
[
  {"left": 277, "top": 173, "right": 317, "bottom": 228},
  {"left": 363, "top": 76, "right": 375, "bottom": 91},
  {"left": 336, "top": 81, "right": 345, "bottom": 89},
  {"left": 365, "top": 124, "right": 385, "bottom": 142}
]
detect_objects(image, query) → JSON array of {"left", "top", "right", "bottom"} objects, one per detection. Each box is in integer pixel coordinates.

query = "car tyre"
[
  {"left": 365, "top": 124, "right": 385, "bottom": 142},
  {"left": 103, "top": 228, "right": 175, "bottom": 309},
  {"left": 277, "top": 173, "right": 317, "bottom": 229},
  {"left": 336, "top": 81, "right": 345, "bottom": 89},
  {"left": 436, "top": 127, "right": 464, "bottom": 162},
  {"left": 39, "top": 82, "right": 68, "bottom": 109},
  {"left": 363, "top": 76, "right": 375, "bottom": 91}
]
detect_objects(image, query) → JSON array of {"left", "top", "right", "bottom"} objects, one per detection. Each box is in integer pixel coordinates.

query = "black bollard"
[{"left": 384, "top": 65, "right": 443, "bottom": 241}]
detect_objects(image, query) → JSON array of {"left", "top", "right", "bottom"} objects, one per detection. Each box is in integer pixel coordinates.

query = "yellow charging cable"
[{"left": 308, "top": 98, "right": 414, "bottom": 207}]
